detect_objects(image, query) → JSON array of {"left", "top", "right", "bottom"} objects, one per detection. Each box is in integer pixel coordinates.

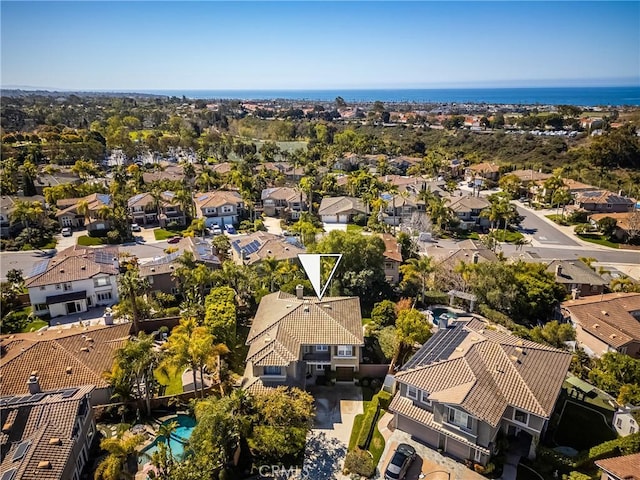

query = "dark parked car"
[
  {"left": 167, "top": 236, "right": 181, "bottom": 244},
  {"left": 384, "top": 443, "right": 416, "bottom": 480}
]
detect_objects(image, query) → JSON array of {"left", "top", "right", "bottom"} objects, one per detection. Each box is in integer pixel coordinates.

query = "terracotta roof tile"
[{"left": 595, "top": 453, "right": 640, "bottom": 480}]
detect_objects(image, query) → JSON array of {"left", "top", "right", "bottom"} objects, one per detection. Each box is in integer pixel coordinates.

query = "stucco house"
[
  {"left": 612, "top": 405, "right": 640, "bottom": 437},
  {"left": 56, "top": 193, "right": 112, "bottom": 231},
  {"left": 25, "top": 246, "right": 119, "bottom": 318},
  {"left": 261, "top": 187, "right": 307, "bottom": 219},
  {"left": 558, "top": 292, "right": 640, "bottom": 358},
  {"left": 230, "top": 231, "right": 305, "bottom": 266},
  {"left": 193, "top": 190, "right": 244, "bottom": 228},
  {"left": 242, "top": 287, "right": 364, "bottom": 393},
  {"left": 378, "top": 233, "right": 402, "bottom": 284},
  {"left": 534, "top": 259, "right": 607, "bottom": 298},
  {"left": 318, "top": 196, "right": 368, "bottom": 223},
  {"left": 595, "top": 453, "right": 640, "bottom": 480},
  {"left": 390, "top": 319, "right": 571, "bottom": 465},
  {"left": 127, "top": 191, "right": 186, "bottom": 227},
  {"left": 447, "top": 196, "right": 491, "bottom": 230},
  {"left": 574, "top": 190, "right": 635, "bottom": 213}
]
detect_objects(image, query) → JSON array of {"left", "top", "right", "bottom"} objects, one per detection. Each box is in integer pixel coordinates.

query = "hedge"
[
  {"left": 344, "top": 449, "right": 376, "bottom": 478},
  {"left": 538, "top": 433, "right": 640, "bottom": 470},
  {"left": 356, "top": 391, "right": 392, "bottom": 450},
  {"left": 423, "top": 291, "right": 450, "bottom": 306}
]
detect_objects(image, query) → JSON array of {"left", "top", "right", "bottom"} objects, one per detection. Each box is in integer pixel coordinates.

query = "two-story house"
[
  {"left": 0, "top": 385, "right": 96, "bottom": 480},
  {"left": 536, "top": 259, "right": 607, "bottom": 298},
  {"left": 127, "top": 191, "right": 186, "bottom": 227},
  {"left": 242, "top": 287, "right": 364, "bottom": 393},
  {"left": 193, "top": 190, "right": 244, "bottom": 228},
  {"left": 390, "top": 319, "right": 571, "bottom": 465},
  {"left": 448, "top": 196, "right": 491, "bottom": 230},
  {"left": 231, "top": 231, "right": 305, "bottom": 266},
  {"left": 56, "top": 193, "right": 112, "bottom": 231},
  {"left": 381, "top": 193, "right": 426, "bottom": 227},
  {"left": 261, "top": 187, "right": 307, "bottom": 220},
  {"left": 378, "top": 233, "right": 402, "bottom": 284},
  {"left": 574, "top": 190, "right": 635, "bottom": 213},
  {"left": 25, "top": 246, "right": 119, "bottom": 318},
  {"left": 318, "top": 196, "right": 368, "bottom": 224},
  {"left": 558, "top": 292, "right": 640, "bottom": 358},
  {"left": 465, "top": 162, "right": 500, "bottom": 183},
  {"left": 0, "top": 195, "right": 46, "bottom": 238}
]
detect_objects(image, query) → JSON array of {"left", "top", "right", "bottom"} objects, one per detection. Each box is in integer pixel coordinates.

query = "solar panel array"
[
  {"left": 29, "top": 259, "right": 50, "bottom": 277},
  {"left": 94, "top": 250, "right": 115, "bottom": 265},
  {"left": 61, "top": 388, "right": 79, "bottom": 398},
  {"left": 285, "top": 237, "right": 304, "bottom": 249},
  {"left": 197, "top": 194, "right": 210, "bottom": 202},
  {"left": 11, "top": 441, "right": 31, "bottom": 462},
  {"left": 242, "top": 240, "right": 262, "bottom": 255},
  {"left": 402, "top": 321, "right": 469, "bottom": 370},
  {"left": 1, "top": 468, "right": 17, "bottom": 480},
  {"left": 231, "top": 240, "right": 242, "bottom": 254}
]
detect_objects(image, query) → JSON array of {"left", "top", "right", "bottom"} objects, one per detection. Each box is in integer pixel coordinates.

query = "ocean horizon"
[{"left": 133, "top": 86, "right": 640, "bottom": 106}]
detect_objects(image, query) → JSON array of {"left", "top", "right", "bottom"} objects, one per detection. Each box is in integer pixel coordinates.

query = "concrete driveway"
[
  {"left": 262, "top": 216, "right": 283, "bottom": 235},
  {"left": 322, "top": 223, "right": 348, "bottom": 233},
  {"left": 377, "top": 428, "right": 486, "bottom": 480},
  {"left": 303, "top": 385, "right": 363, "bottom": 479}
]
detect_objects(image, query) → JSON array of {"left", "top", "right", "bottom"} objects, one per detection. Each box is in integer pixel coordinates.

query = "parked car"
[
  {"left": 225, "top": 224, "right": 236, "bottom": 234},
  {"left": 211, "top": 225, "right": 222, "bottom": 235},
  {"left": 61, "top": 227, "right": 72, "bottom": 237},
  {"left": 131, "top": 223, "right": 141, "bottom": 232},
  {"left": 167, "top": 236, "right": 181, "bottom": 244},
  {"left": 384, "top": 443, "right": 416, "bottom": 480}
]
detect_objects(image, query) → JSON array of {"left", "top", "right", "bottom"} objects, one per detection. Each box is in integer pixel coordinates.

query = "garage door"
[
  {"left": 396, "top": 415, "right": 439, "bottom": 448},
  {"left": 335, "top": 367, "right": 354, "bottom": 381},
  {"left": 445, "top": 437, "right": 470, "bottom": 462},
  {"left": 204, "top": 218, "right": 220, "bottom": 228}
]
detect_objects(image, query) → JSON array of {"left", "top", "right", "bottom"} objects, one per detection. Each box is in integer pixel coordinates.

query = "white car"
[
  {"left": 131, "top": 223, "right": 141, "bottom": 232},
  {"left": 211, "top": 225, "right": 222, "bottom": 235},
  {"left": 61, "top": 227, "right": 72, "bottom": 237}
]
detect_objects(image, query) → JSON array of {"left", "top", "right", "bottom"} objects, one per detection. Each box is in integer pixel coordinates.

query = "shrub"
[
  {"left": 423, "top": 291, "right": 450, "bottom": 306},
  {"left": 478, "top": 304, "right": 517, "bottom": 329},
  {"left": 376, "top": 391, "right": 392, "bottom": 410},
  {"left": 568, "top": 211, "right": 589, "bottom": 224},
  {"left": 353, "top": 214, "right": 367, "bottom": 226},
  {"left": 344, "top": 449, "right": 376, "bottom": 478},
  {"left": 357, "top": 397, "right": 381, "bottom": 450}
]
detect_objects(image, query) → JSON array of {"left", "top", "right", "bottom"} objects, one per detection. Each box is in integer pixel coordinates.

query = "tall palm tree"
[
  {"left": 118, "top": 263, "right": 149, "bottom": 334},
  {"left": 76, "top": 199, "right": 90, "bottom": 226},
  {"left": 399, "top": 256, "right": 434, "bottom": 305},
  {"left": 427, "top": 197, "right": 454, "bottom": 232},
  {"left": 259, "top": 256, "right": 280, "bottom": 292},
  {"left": 94, "top": 434, "right": 144, "bottom": 480},
  {"left": 157, "top": 420, "right": 179, "bottom": 462}
]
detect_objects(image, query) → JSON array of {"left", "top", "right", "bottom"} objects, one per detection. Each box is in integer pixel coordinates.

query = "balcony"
[{"left": 303, "top": 351, "right": 331, "bottom": 363}]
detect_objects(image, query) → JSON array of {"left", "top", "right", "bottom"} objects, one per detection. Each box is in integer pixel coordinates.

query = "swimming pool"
[
  {"left": 428, "top": 306, "right": 458, "bottom": 327},
  {"left": 138, "top": 415, "right": 196, "bottom": 464}
]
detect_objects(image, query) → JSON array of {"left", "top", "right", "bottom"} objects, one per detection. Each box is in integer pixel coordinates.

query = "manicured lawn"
[
  {"left": 492, "top": 230, "right": 524, "bottom": 243},
  {"left": 554, "top": 401, "right": 616, "bottom": 451},
  {"left": 77, "top": 235, "right": 105, "bottom": 246},
  {"left": 154, "top": 228, "right": 180, "bottom": 241},
  {"left": 155, "top": 364, "right": 184, "bottom": 396},
  {"left": 577, "top": 234, "right": 620, "bottom": 249},
  {"left": 454, "top": 230, "right": 480, "bottom": 240},
  {"left": 347, "top": 387, "right": 387, "bottom": 465},
  {"left": 346, "top": 224, "right": 364, "bottom": 233},
  {"left": 21, "top": 319, "right": 48, "bottom": 332}
]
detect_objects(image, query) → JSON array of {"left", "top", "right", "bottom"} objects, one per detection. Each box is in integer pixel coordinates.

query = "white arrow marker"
[{"left": 298, "top": 253, "right": 342, "bottom": 300}]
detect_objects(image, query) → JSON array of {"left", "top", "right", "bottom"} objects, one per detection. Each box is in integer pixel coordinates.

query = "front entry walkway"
[{"left": 303, "top": 385, "right": 363, "bottom": 479}]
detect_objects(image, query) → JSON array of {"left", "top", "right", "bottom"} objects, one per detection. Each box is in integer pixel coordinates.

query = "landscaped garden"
[
  {"left": 154, "top": 228, "right": 180, "bottom": 241},
  {"left": 78, "top": 235, "right": 106, "bottom": 246}
]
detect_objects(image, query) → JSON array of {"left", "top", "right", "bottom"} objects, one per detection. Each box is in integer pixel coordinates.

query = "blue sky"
[{"left": 1, "top": 1, "right": 639, "bottom": 90}]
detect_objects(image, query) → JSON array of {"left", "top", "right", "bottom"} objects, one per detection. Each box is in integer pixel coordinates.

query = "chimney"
[
  {"left": 296, "top": 284, "right": 304, "bottom": 300},
  {"left": 472, "top": 252, "right": 480, "bottom": 264},
  {"left": 439, "top": 315, "right": 449, "bottom": 329},
  {"left": 555, "top": 264, "right": 563, "bottom": 276},
  {"left": 27, "top": 372, "right": 41, "bottom": 394}
]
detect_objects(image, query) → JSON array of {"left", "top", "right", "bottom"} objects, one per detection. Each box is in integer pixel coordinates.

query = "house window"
[
  {"left": 448, "top": 407, "right": 473, "bottom": 430},
  {"left": 93, "top": 277, "right": 111, "bottom": 287},
  {"left": 315, "top": 345, "right": 328, "bottom": 352},
  {"left": 421, "top": 391, "right": 431, "bottom": 406},
  {"left": 316, "top": 365, "right": 325, "bottom": 372},
  {"left": 39, "top": 286, "right": 46, "bottom": 291},
  {"left": 385, "top": 262, "right": 394, "bottom": 270},
  {"left": 63, "top": 283, "right": 72, "bottom": 291},
  {"left": 514, "top": 409, "right": 528, "bottom": 425},
  {"left": 222, "top": 206, "right": 233, "bottom": 213},
  {"left": 616, "top": 418, "right": 622, "bottom": 428},
  {"left": 35, "top": 303, "right": 48, "bottom": 311},
  {"left": 337, "top": 345, "right": 353, "bottom": 357},
  {"left": 97, "top": 292, "right": 112, "bottom": 301},
  {"left": 264, "top": 366, "right": 282, "bottom": 376},
  {"left": 630, "top": 426, "right": 636, "bottom": 434},
  {"left": 407, "top": 386, "right": 418, "bottom": 400},
  {"left": 55, "top": 284, "right": 61, "bottom": 290},
  {"left": 474, "top": 449, "right": 483, "bottom": 462},
  {"left": 147, "top": 276, "right": 154, "bottom": 285}
]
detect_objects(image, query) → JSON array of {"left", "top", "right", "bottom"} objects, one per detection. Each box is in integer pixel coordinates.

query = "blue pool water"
[
  {"left": 428, "top": 307, "right": 458, "bottom": 327},
  {"left": 138, "top": 415, "right": 196, "bottom": 464}
]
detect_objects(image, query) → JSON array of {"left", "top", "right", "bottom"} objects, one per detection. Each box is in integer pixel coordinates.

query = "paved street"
[{"left": 515, "top": 204, "right": 580, "bottom": 247}]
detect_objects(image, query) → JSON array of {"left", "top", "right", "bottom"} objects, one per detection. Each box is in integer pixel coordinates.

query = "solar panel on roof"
[
  {"left": 402, "top": 322, "right": 469, "bottom": 370},
  {"left": 1, "top": 468, "right": 17, "bottom": 480},
  {"left": 29, "top": 260, "right": 50, "bottom": 277},
  {"left": 11, "top": 440, "right": 30, "bottom": 462},
  {"left": 29, "top": 393, "right": 46, "bottom": 403},
  {"left": 61, "top": 388, "right": 79, "bottom": 398},
  {"left": 7, "top": 396, "right": 26, "bottom": 405},
  {"left": 0, "top": 396, "right": 13, "bottom": 405},
  {"left": 197, "top": 194, "right": 209, "bottom": 202},
  {"left": 231, "top": 240, "right": 242, "bottom": 254}
]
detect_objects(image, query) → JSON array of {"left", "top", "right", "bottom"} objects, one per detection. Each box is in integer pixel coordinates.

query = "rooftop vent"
[
  {"left": 515, "top": 347, "right": 524, "bottom": 354},
  {"left": 66, "top": 367, "right": 72, "bottom": 374},
  {"left": 455, "top": 347, "right": 464, "bottom": 352},
  {"left": 49, "top": 438, "right": 61, "bottom": 445},
  {"left": 594, "top": 324, "right": 600, "bottom": 328},
  {"left": 37, "top": 461, "right": 52, "bottom": 469},
  {"left": 81, "top": 266, "right": 86, "bottom": 270},
  {"left": 80, "top": 347, "right": 90, "bottom": 352},
  {"left": 85, "top": 337, "right": 93, "bottom": 342},
  {"left": 2, "top": 421, "right": 13, "bottom": 433},
  {"left": 509, "top": 355, "right": 521, "bottom": 363},
  {"left": 323, "top": 304, "right": 332, "bottom": 309},
  {"left": 601, "top": 311, "right": 608, "bottom": 316},
  {"left": 303, "top": 305, "right": 310, "bottom": 313},
  {"left": 610, "top": 334, "right": 617, "bottom": 339},
  {"left": 59, "top": 269, "right": 64, "bottom": 273},
  {"left": 150, "top": 268, "right": 155, "bottom": 272}
]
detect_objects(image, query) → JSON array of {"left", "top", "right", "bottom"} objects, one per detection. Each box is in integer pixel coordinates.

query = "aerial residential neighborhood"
[{"left": 1, "top": 1, "right": 640, "bottom": 479}]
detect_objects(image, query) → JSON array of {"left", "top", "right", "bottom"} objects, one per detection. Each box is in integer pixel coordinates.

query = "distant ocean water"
[{"left": 139, "top": 86, "right": 640, "bottom": 106}]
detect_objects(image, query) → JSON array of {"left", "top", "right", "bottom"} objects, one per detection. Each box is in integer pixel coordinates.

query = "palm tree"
[
  {"left": 552, "top": 188, "right": 573, "bottom": 217},
  {"left": 76, "top": 199, "right": 90, "bottom": 226},
  {"left": 118, "top": 263, "right": 150, "bottom": 334},
  {"left": 94, "top": 433, "right": 144, "bottom": 480},
  {"left": 427, "top": 197, "right": 454, "bottom": 232},
  {"left": 157, "top": 420, "right": 179, "bottom": 462},
  {"left": 399, "top": 256, "right": 434, "bottom": 305},
  {"left": 259, "top": 256, "right": 280, "bottom": 292}
]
